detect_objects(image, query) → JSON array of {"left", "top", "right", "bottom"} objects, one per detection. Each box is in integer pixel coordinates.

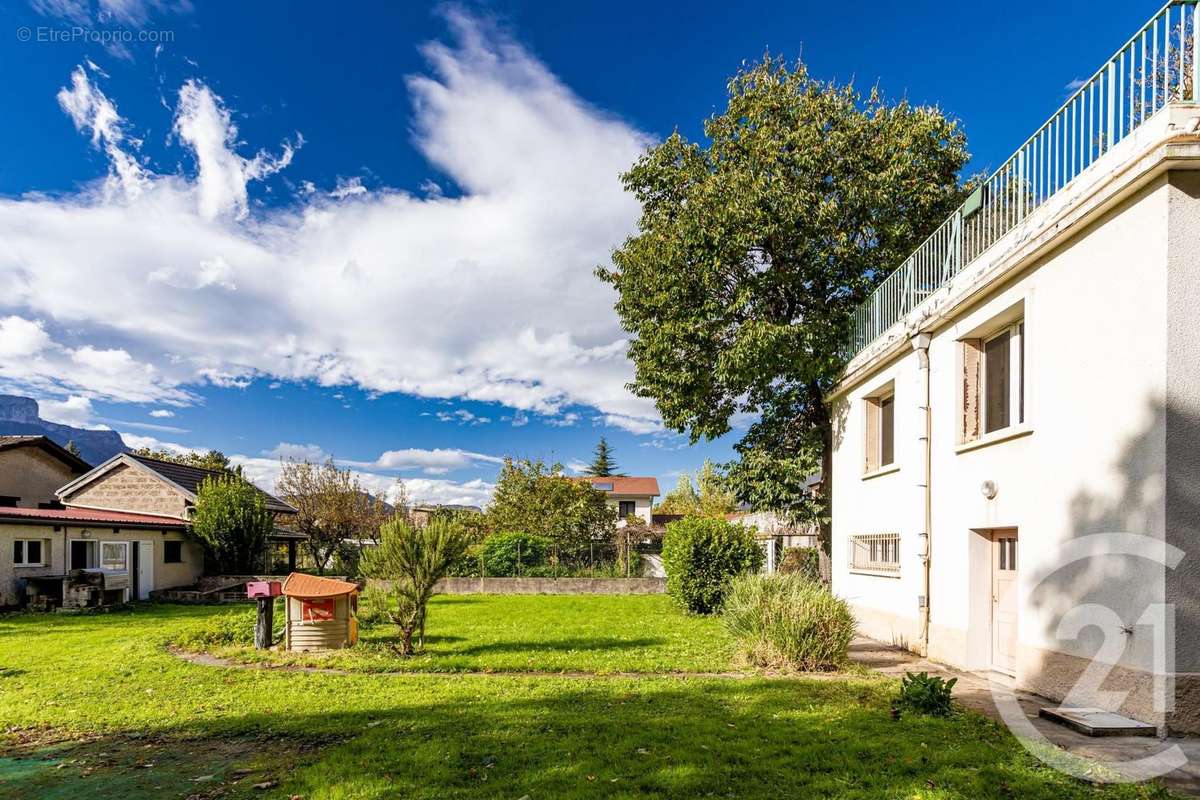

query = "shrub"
[
  {"left": 356, "top": 584, "right": 392, "bottom": 627},
  {"left": 721, "top": 573, "right": 855, "bottom": 671},
  {"left": 661, "top": 517, "right": 764, "bottom": 613},
  {"left": 891, "top": 671, "right": 957, "bottom": 718},
  {"left": 778, "top": 546, "right": 822, "bottom": 582},
  {"left": 174, "top": 606, "right": 277, "bottom": 649},
  {"left": 482, "top": 532, "right": 550, "bottom": 576},
  {"left": 445, "top": 543, "right": 485, "bottom": 577}
]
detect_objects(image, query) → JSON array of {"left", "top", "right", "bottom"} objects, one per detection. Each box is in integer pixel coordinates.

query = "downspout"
[{"left": 912, "top": 332, "right": 933, "bottom": 657}]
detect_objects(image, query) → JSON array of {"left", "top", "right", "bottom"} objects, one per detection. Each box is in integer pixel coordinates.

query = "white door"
[
  {"left": 990, "top": 530, "right": 1018, "bottom": 675},
  {"left": 137, "top": 541, "right": 154, "bottom": 600}
]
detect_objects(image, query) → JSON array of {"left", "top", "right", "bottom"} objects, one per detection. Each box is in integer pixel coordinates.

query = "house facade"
[
  {"left": 830, "top": 3, "right": 1200, "bottom": 733},
  {"left": 1, "top": 451, "right": 298, "bottom": 607},
  {"left": 0, "top": 435, "right": 90, "bottom": 509},
  {"left": 581, "top": 476, "right": 659, "bottom": 525}
]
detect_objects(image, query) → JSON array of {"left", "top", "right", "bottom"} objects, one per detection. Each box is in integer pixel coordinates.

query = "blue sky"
[{"left": 0, "top": 0, "right": 1162, "bottom": 504}]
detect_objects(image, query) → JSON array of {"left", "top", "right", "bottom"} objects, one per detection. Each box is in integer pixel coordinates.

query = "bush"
[
  {"left": 446, "top": 543, "right": 485, "bottom": 577},
  {"left": 661, "top": 517, "right": 764, "bottom": 613},
  {"left": 778, "top": 546, "right": 822, "bottom": 582},
  {"left": 721, "top": 573, "right": 855, "bottom": 671},
  {"left": 482, "top": 532, "right": 550, "bottom": 576},
  {"left": 356, "top": 584, "right": 392, "bottom": 627},
  {"left": 891, "top": 671, "right": 957, "bottom": 718},
  {"left": 173, "top": 605, "right": 282, "bottom": 650}
]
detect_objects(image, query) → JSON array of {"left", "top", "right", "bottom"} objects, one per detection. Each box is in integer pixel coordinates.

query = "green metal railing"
[{"left": 845, "top": 0, "right": 1200, "bottom": 358}]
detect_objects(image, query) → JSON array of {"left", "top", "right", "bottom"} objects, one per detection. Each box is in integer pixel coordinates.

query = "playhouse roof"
[{"left": 281, "top": 572, "right": 359, "bottom": 598}]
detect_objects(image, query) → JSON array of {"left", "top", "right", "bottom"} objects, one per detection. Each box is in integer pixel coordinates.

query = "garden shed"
[{"left": 282, "top": 572, "right": 359, "bottom": 651}]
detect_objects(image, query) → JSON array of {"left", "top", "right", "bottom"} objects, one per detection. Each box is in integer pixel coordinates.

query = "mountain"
[{"left": 0, "top": 395, "right": 128, "bottom": 466}]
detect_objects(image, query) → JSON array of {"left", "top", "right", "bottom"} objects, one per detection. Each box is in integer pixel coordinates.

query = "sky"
[{"left": 0, "top": 0, "right": 1163, "bottom": 506}]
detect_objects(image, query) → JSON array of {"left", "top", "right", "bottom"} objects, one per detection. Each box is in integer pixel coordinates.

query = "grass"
[
  {"left": 178, "top": 593, "right": 733, "bottom": 674},
  {"left": 0, "top": 598, "right": 1182, "bottom": 800}
]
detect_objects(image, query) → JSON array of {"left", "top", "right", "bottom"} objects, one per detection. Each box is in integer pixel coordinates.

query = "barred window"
[{"left": 849, "top": 533, "right": 901, "bottom": 576}]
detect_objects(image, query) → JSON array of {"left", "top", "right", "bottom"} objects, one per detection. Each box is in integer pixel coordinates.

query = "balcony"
[{"left": 844, "top": 0, "right": 1200, "bottom": 360}]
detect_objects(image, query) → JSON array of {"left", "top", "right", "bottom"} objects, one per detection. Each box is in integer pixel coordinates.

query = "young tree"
[
  {"left": 599, "top": 56, "right": 969, "bottom": 533},
  {"left": 275, "top": 458, "right": 376, "bottom": 574},
  {"left": 586, "top": 436, "right": 620, "bottom": 477},
  {"left": 359, "top": 516, "right": 472, "bottom": 655},
  {"left": 487, "top": 458, "right": 616, "bottom": 562},
  {"left": 655, "top": 473, "right": 701, "bottom": 516},
  {"left": 655, "top": 460, "right": 738, "bottom": 518},
  {"left": 191, "top": 474, "right": 274, "bottom": 573}
]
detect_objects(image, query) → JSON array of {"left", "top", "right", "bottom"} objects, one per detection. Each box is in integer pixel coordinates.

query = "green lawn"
[
  {"left": 182, "top": 593, "right": 734, "bottom": 674},
  {"left": 0, "top": 599, "right": 1180, "bottom": 800}
]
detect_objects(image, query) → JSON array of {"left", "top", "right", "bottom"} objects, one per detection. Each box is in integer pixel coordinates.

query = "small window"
[
  {"left": 962, "top": 320, "right": 1024, "bottom": 442},
  {"left": 0, "top": 496, "right": 19, "bottom": 508},
  {"left": 70, "top": 539, "right": 97, "bottom": 570},
  {"left": 864, "top": 389, "right": 896, "bottom": 473},
  {"left": 38, "top": 501, "right": 65, "bottom": 510},
  {"left": 164, "top": 540, "right": 183, "bottom": 564},
  {"left": 592, "top": 482, "right": 614, "bottom": 491},
  {"left": 100, "top": 541, "right": 128, "bottom": 571},
  {"left": 13, "top": 539, "right": 46, "bottom": 566},
  {"left": 618, "top": 500, "right": 637, "bottom": 518},
  {"left": 849, "top": 533, "right": 901, "bottom": 576}
]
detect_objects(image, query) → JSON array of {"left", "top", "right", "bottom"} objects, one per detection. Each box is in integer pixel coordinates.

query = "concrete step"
[{"left": 1038, "top": 706, "right": 1157, "bottom": 737}]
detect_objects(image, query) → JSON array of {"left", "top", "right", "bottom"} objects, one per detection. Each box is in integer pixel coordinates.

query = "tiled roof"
[
  {"left": 128, "top": 454, "right": 296, "bottom": 514},
  {"left": 282, "top": 572, "right": 358, "bottom": 598},
  {"left": 0, "top": 434, "right": 91, "bottom": 472},
  {"left": 580, "top": 476, "right": 660, "bottom": 496},
  {"left": 0, "top": 506, "right": 187, "bottom": 528}
]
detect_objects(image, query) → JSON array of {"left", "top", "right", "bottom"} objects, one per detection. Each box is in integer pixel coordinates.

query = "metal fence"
[{"left": 846, "top": 0, "right": 1199, "bottom": 358}]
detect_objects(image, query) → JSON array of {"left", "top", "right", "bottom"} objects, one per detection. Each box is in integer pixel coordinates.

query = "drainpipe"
[{"left": 912, "top": 331, "right": 933, "bottom": 657}]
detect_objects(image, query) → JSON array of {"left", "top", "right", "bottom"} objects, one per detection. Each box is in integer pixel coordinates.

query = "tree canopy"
[
  {"left": 655, "top": 460, "right": 738, "bottom": 518},
  {"left": 191, "top": 474, "right": 274, "bottom": 573},
  {"left": 599, "top": 56, "right": 969, "bottom": 525},
  {"left": 131, "top": 446, "right": 240, "bottom": 475},
  {"left": 486, "top": 458, "right": 616, "bottom": 561}
]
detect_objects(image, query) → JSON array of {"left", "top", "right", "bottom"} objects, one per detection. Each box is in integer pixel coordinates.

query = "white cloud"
[
  {"left": 262, "top": 441, "right": 327, "bottom": 461},
  {"left": 329, "top": 176, "right": 368, "bottom": 199},
  {"left": 603, "top": 413, "right": 663, "bottom": 435},
  {"left": 435, "top": 408, "right": 490, "bottom": 426},
  {"left": 149, "top": 408, "right": 175, "bottom": 418},
  {"left": 0, "top": 11, "right": 665, "bottom": 434},
  {"left": 40, "top": 395, "right": 98, "bottom": 427},
  {"left": 362, "top": 447, "right": 502, "bottom": 475},
  {"left": 0, "top": 316, "right": 52, "bottom": 358}
]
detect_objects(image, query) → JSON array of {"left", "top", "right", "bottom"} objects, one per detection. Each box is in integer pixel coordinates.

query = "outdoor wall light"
[{"left": 980, "top": 480, "right": 998, "bottom": 499}]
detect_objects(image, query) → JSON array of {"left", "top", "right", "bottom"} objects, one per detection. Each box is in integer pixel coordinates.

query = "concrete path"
[{"left": 850, "top": 637, "right": 1200, "bottom": 795}]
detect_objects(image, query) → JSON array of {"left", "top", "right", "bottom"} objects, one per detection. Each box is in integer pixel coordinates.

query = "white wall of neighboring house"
[
  {"left": 830, "top": 105, "right": 1200, "bottom": 733},
  {"left": 608, "top": 495, "right": 653, "bottom": 525}
]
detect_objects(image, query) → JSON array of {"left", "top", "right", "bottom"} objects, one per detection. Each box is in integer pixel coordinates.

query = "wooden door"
[{"left": 990, "top": 530, "right": 1018, "bottom": 674}]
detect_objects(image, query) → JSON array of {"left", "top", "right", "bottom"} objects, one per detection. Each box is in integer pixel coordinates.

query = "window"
[
  {"left": 0, "top": 496, "right": 18, "bottom": 508},
  {"left": 618, "top": 500, "right": 637, "bottom": 518},
  {"left": 164, "top": 540, "right": 183, "bottom": 563},
  {"left": 864, "top": 388, "right": 896, "bottom": 473},
  {"left": 13, "top": 539, "right": 46, "bottom": 566},
  {"left": 38, "top": 501, "right": 65, "bottom": 510},
  {"left": 100, "top": 541, "right": 128, "bottom": 571},
  {"left": 849, "top": 533, "right": 900, "bottom": 575},
  {"left": 592, "top": 482, "right": 614, "bottom": 491},
  {"left": 961, "top": 320, "right": 1024, "bottom": 442},
  {"left": 70, "top": 539, "right": 97, "bottom": 570}
]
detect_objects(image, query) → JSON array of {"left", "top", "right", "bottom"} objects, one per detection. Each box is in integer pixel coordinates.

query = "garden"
[{"left": 0, "top": 511, "right": 1184, "bottom": 799}]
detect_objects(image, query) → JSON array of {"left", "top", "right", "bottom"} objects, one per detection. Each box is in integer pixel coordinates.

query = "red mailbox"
[{"left": 246, "top": 580, "right": 281, "bottom": 599}]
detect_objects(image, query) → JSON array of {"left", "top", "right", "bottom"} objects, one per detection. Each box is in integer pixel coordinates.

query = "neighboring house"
[
  {"left": 1, "top": 451, "right": 300, "bottom": 608},
  {"left": 829, "top": 5, "right": 1200, "bottom": 733},
  {"left": 0, "top": 435, "right": 90, "bottom": 509},
  {"left": 581, "top": 476, "right": 659, "bottom": 525},
  {"left": 410, "top": 503, "right": 482, "bottom": 527}
]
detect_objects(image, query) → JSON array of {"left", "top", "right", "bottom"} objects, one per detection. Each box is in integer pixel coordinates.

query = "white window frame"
[
  {"left": 69, "top": 538, "right": 98, "bottom": 570},
  {"left": 981, "top": 321, "right": 1023, "bottom": 435},
  {"left": 100, "top": 540, "right": 129, "bottom": 572},
  {"left": 13, "top": 538, "right": 47, "bottom": 567},
  {"left": 848, "top": 533, "right": 901, "bottom": 577}
]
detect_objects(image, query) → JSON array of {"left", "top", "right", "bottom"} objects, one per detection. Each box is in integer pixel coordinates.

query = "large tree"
[
  {"left": 586, "top": 436, "right": 620, "bottom": 477},
  {"left": 599, "top": 57, "right": 969, "bottom": 529},
  {"left": 191, "top": 474, "right": 274, "bottom": 573},
  {"left": 486, "top": 458, "right": 616, "bottom": 562},
  {"left": 132, "top": 446, "right": 240, "bottom": 475},
  {"left": 275, "top": 458, "right": 390, "bottom": 574},
  {"left": 655, "top": 460, "right": 738, "bottom": 518}
]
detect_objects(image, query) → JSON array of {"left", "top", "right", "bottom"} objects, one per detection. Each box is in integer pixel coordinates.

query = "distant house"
[
  {"left": 580, "top": 476, "right": 659, "bottom": 525},
  {"left": 0, "top": 435, "right": 90, "bottom": 509},
  {"left": 0, "top": 451, "right": 300, "bottom": 608},
  {"left": 410, "top": 504, "right": 482, "bottom": 527}
]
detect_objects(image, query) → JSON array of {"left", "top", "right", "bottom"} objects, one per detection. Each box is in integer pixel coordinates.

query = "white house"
[
  {"left": 830, "top": 2, "right": 1200, "bottom": 734},
  {"left": 580, "top": 476, "right": 659, "bottom": 525}
]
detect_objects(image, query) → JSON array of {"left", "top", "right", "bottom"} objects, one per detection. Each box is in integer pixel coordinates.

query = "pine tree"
[{"left": 587, "top": 437, "right": 620, "bottom": 477}]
